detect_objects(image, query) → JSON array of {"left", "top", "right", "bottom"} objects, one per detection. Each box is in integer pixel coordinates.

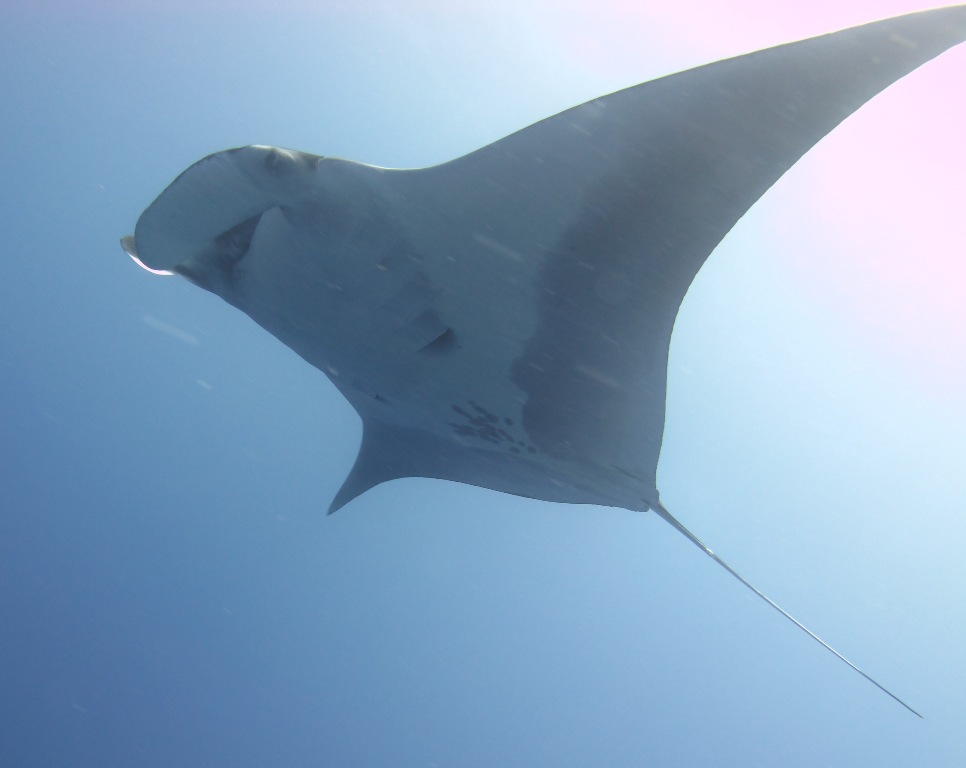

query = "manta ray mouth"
[{"left": 120, "top": 235, "right": 175, "bottom": 276}]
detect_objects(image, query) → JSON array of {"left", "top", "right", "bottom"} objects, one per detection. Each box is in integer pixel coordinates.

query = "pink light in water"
[{"left": 780, "top": 50, "right": 966, "bottom": 393}]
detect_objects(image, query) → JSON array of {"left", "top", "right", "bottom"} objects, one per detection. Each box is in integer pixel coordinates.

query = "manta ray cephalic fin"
[{"left": 650, "top": 502, "right": 922, "bottom": 718}]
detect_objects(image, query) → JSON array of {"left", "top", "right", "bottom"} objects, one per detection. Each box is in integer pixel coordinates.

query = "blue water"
[{"left": 2, "top": 4, "right": 965, "bottom": 766}]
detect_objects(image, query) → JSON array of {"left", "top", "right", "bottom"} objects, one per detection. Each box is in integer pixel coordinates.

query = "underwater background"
[{"left": 2, "top": 1, "right": 965, "bottom": 765}]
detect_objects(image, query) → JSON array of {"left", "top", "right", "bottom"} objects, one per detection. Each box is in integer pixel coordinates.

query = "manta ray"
[{"left": 123, "top": 6, "right": 966, "bottom": 716}]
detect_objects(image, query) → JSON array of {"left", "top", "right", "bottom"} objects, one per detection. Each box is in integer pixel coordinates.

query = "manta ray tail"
[{"left": 650, "top": 501, "right": 921, "bottom": 718}]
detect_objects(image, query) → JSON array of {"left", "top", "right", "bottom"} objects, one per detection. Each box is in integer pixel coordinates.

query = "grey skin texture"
[{"left": 123, "top": 6, "right": 966, "bottom": 716}]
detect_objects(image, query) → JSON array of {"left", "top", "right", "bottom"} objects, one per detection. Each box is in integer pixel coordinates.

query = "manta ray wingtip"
[
  {"left": 326, "top": 478, "right": 367, "bottom": 515},
  {"left": 326, "top": 496, "right": 348, "bottom": 515}
]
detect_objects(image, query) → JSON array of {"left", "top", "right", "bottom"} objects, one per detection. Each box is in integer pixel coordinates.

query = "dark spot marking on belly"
[{"left": 448, "top": 399, "right": 537, "bottom": 456}]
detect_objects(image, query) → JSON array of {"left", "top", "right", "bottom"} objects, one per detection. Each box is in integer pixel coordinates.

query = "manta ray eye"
[{"left": 215, "top": 212, "right": 263, "bottom": 262}]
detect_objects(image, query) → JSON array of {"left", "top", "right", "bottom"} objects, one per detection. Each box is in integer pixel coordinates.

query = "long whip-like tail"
[{"left": 650, "top": 501, "right": 921, "bottom": 718}]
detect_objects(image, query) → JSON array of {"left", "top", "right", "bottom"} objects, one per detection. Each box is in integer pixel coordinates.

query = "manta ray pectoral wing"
[{"left": 377, "top": 5, "right": 966, "bottom": 494}]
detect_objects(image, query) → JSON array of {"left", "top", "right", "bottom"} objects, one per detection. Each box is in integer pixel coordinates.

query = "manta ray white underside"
[{"left": 123, "top": 6, "right": 966, "bottom": 716}]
